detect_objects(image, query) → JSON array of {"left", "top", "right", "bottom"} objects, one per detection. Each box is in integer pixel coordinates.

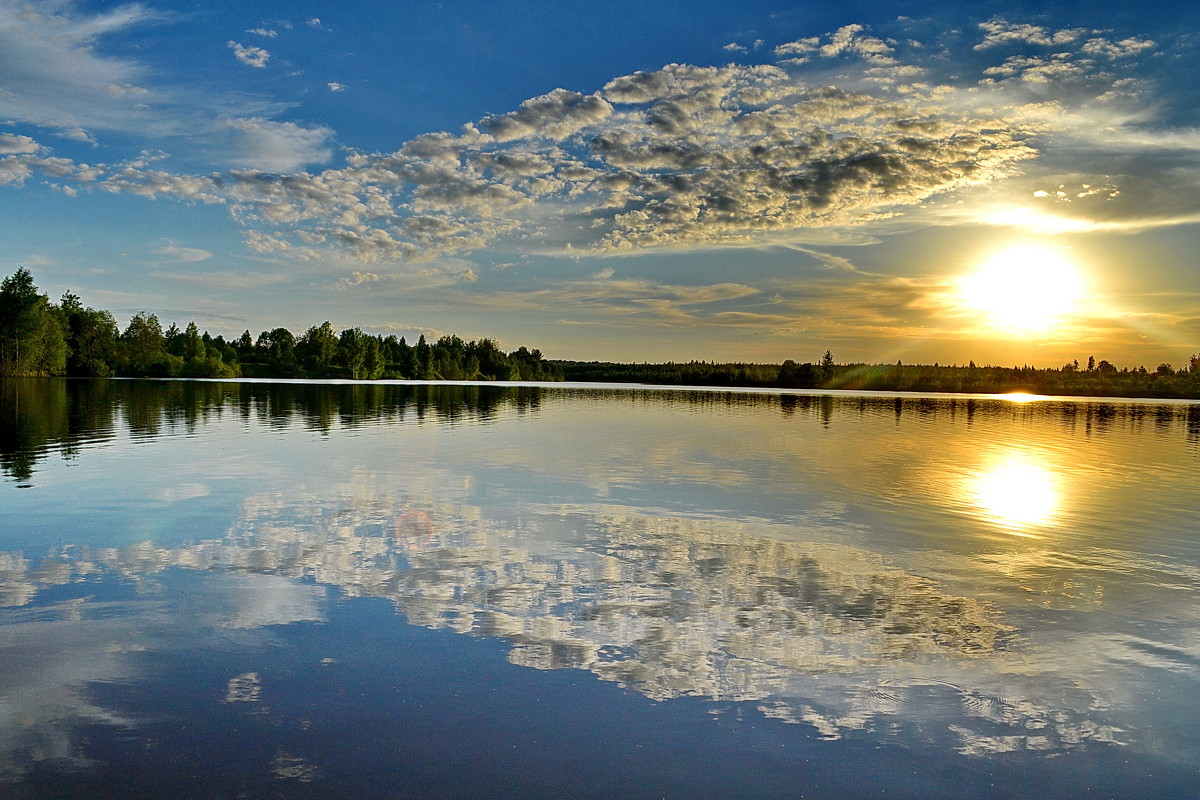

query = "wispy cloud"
[
  {"left": 0, "top": 1, "right": 162, "bottom": 138},
  {"left": 149, "top": 242, "right": 213, "bottom": 263}
]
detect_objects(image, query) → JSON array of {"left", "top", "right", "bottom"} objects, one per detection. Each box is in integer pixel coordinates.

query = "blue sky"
[{"left": 2, "top": 0, "right": 1199, "bottom": 367}]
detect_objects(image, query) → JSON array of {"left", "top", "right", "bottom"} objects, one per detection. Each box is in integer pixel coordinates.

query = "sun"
[{"left": 956, "top": 243, "right": 1085, "bottom": 333}]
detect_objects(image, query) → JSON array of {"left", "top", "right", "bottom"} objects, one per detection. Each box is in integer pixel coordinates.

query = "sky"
[{"left": 2, "top": 0, "right": 1199, "bottom": 367}]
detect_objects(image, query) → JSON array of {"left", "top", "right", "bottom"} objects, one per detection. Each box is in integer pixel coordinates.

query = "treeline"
[
  {"left": 0, "top": 268, "right": 561, "bottom": 381},
  {"left": 552, "top": 360, "right": 782, "bottom": 387},
  {"left": 556, "top": 351, "right": 1200, "bottom": 399}
]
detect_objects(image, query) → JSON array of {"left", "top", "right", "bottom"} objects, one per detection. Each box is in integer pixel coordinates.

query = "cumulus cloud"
[
  {"left": 975, "top": 19, "right": 1087, "bottom": 50},
  {"left": 2, "top": 14, "right": 1179, "bottom": 268},
  {"left": 0, "top": 134, "right": 40, "bottom": 155},
  {"left": 328, "top": 82, "right": 346, "bottom": 92},
  {"left": 775, "top": 24, "right": 896, "bottom": 65},
  {"left": 226, "top": 59, "right": 1027, "bottom": 261},
  {"left": 228, "top": 40, "right": 270, "bottom": 68}
]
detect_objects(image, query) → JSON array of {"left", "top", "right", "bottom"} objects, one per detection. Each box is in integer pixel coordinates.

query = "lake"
[{"left": 2, "top": 378, "right": 1199, "bottom": 799}]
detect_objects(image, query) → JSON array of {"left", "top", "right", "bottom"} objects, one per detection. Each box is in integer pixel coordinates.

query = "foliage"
[
  {"left": 4, "top": 268, "right": 1197, "bottom": 397},
  {"left": 556, "top": 352, "right": 1200, "bottom": 399},
  {"left": 0, "top": 268, "right": 68, "bottom": 377},
  {"left": 0, "top": 269, "right": 561, "bottom": 383}
]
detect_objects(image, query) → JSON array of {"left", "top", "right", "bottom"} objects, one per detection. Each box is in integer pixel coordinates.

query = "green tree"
[
  {"left": 235, "top": 330, "right": 256, "bottom": 360},
  {"left": 257, "top": 328, "right": 298, "bottom": 376},
  {"left": 414, "top": 334, "right": 432, "bottom": 380},
  {"left": 120, "top": 312, "right": 178, "bottom": 376},
  {"left": 0, "top": 268, "right": 68, "bottom": 376},
  {"left": 819, "top": 349, "right": 835, "bottom": 383},
  {"left": 297, "top": 322, "right": 339, "bottom": 377},
  {"left": 182, "top": 322, "right": 204, "bottom": 363},
  {"left": 61, "top": 291, "right": 119, "bottom": 377},
  {"left": 338, "top": 327, "right": 386, "bottom": 380}
]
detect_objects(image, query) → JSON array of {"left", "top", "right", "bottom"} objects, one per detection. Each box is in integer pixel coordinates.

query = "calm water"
[{"left": 2, "top": 378, "right": 1200, "bottom": 799}]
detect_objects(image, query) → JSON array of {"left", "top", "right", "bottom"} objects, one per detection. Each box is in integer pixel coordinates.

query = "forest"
[
  {"left": 3, "top": 267, "right": 1199, "bottom": 398},
  {"left": 554, "top": 352, "right": 1200, "bottom": 399},
  {"left": 0, "top": 268, "right": 561, "bottom": 382}
]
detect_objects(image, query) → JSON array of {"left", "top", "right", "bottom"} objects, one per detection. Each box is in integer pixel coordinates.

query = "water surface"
[{"left": 2, "top": 379, "right": 1199, "bottom": 798}]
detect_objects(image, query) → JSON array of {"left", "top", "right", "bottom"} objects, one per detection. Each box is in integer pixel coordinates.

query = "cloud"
[
  {"left": 0, "top": 0, "right": 310, "bottom": 168},
  {"left": 1081, "top": 37, "right": 1156, "bottom": 58},
  {"left": 218, "top": 118, "right": 335, "bottom": 171},
  {"left": 159, "top": 58, "right": 1033, "bottom": 263},
  {"left": 0, "top": 1, "right": 161, "bottom": 137},
  {"left": 775, "top": 24, "right": 896, "bottom": 65},
  {"left": 974, "top": 19, "right": 1087, "bottom": 50},
  {"left": 2, "top": 13, "right": 1182, "bottom": 271},
  {"left": 478, "top": 88, "right": 613, "bottom": 142},
  {"left": 228, "top": 40, "right": 270, "bottom": 68},
  {"left": 149, "top": 242, "right": 213, "bottom": 263},
  {"left": 247, "top": 27, "right": 277, "bottom": 38},
  {"left": 0, "top": 134, "right": 39, "bottom": 155},
  {"left": 328, "top": 82, "right": 346, "bottom": 92}
]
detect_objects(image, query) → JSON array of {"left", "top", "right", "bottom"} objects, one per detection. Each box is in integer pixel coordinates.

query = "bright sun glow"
[
  {"left": 968, "top": 454, "right": 1061, "bottom": 532},
  {"left": 957, "top": 244, "right": 1084, "bottom": 333}
]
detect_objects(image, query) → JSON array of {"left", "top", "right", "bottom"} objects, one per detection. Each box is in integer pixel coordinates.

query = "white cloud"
[
  {"left": 974, "top": 19, "right": 1087, "bottom": 50},
  {"left": 0, "top": 134, "right": 39, "bottom": 155},
  {"left": 0, "top": 1, "right": 161, "bottom": 135},
  {"left": 60, "top": 126, "right": 96, "bottom": 144},
  {"left": 1081, "top": 37, "right": 1156, "bottom": 59},
  {"left": 5, "top": 13, "right": 1184, "bottom": 272},
  {"left": 775, "top": 24, "right": 895, "bottom": 65},
  {"left": 247, "top": 27, "right": 277, "bottom": 38},
  {"left": 228, "top": 40, "right": 270, "bottom": 68},
  {"left": 219, "top": 118, "right": 335, "bottom": 171},
  {"left": 328, "top": 82, "right": 346, "bottom": 92},
  {"left": 149, "top": 242, "right": 213, "bottom": 263}
]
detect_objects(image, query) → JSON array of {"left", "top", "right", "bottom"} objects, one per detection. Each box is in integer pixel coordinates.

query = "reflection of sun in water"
[
  {"left": 957, "top": 244, "right": 1084, "bottom": 333},
  {"left": 968, "top": 454, "right": 1061, "bottom": 532}
]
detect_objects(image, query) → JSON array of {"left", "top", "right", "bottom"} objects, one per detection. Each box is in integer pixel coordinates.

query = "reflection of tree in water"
[
  {"left": 2, "top": 487, "right": 1130, "bottom": 754},
  {"left": 5, "top": 379, "right": 1200, "bottom": 484},
  {"left": 0, "top": 379, "right": 545, "bottom": 482}
]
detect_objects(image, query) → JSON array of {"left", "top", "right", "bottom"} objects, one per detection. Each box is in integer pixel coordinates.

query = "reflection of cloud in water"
[
  {"left": 3, "top": 479, "right": 1166, "bottom": 758},
  {"left": 0, "top": 603, "right": 143, "bottom": 780},
  {"left": 158, "top": 481, "right": 210, "bottom": 505},
  {"left": 224, "top": 672, "right": 262, "bottom": 703},
  {"left": 0, "top": 571, "right": 325, "bottom": 780}
]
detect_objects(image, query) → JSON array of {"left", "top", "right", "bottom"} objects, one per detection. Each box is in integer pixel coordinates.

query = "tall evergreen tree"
[{"left": 0, "top": 268, "right": 68, "bottom": 376}]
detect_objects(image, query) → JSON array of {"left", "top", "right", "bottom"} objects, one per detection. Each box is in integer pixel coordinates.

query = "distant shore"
[{"left": 551, "top": 359, "right": 1200, "bottom": 401}]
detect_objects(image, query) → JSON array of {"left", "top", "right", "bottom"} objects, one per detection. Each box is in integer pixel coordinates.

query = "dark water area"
[{"left": 2, "top": 378, "right": 1200, "bottom": 798}]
